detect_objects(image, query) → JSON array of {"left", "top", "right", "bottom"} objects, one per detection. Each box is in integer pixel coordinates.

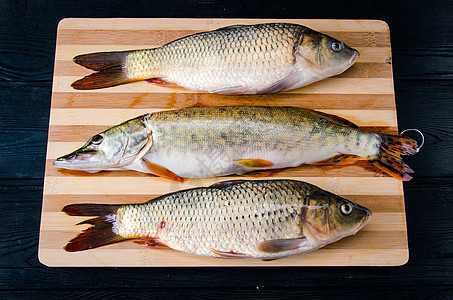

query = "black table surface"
[{"left": 1, "top": 0, "right": 452, "bottom": 298}]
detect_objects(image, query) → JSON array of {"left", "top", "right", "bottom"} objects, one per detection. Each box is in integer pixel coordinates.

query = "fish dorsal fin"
[
  {"left": 210, "top": 248, "right": 251, "bottom": 258},
  {"left": 257, "top": 237, "right": 308, "bottom": 253},
  {"left": 309, "top": 109, "right": 358, "bottom": 128},
  {"left": 212, "top": 24, "right": 245, "bottom": 32},
  {"left": 209, "top": 180, "right": 247, "bottom": 189}
]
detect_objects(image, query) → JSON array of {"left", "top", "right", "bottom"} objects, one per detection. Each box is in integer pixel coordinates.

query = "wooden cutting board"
[{"left": 39, "top": 18, "right": 408, "bottom": 267}]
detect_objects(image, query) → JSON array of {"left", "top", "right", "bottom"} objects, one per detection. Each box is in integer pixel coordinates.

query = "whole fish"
[
  {"left": 54, "top": 106, "right": 418, "bottom": 181},
  {"left": 63, "top": 179, "right": 371, "bottom": 259},
  {"left": 71, "top": 23, "right": 359, "bottom": 94}
]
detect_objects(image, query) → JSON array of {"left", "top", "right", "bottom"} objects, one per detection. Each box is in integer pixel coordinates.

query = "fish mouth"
[
  {"left": 348, "top": 50, "right": 360, "bottom": 66},
  {"left": 357, "top": 209, "right": 372, "bottom": 232},
  {"left": 53, "top": 151, "right": 101, "bottom": 170}
]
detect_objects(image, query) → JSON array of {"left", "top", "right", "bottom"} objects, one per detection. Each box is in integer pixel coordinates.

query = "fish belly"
[
  {"left": 143, "top": 134, "right": 342, "bottom": 178},
  {"left": 143, "top": 148, "right": 310, "bottom": 178}
]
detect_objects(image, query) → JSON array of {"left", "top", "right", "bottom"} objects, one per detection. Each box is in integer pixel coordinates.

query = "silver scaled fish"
[
  {"left": 71, "top": 23, "right": 359, "bottom": 94},
  {"left": 54, "top": 106, "right": 419, "bottom": 181},
  {"left": 63, "top": 179, "right": 371, "bottom": 259}
]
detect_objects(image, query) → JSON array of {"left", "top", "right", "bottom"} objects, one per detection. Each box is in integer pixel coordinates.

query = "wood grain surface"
[{"left": 38, "top": 18, "right": 408, "bottom": 267}]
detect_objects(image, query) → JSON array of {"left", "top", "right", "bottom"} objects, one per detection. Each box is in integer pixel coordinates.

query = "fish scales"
[
  {"left": 142, "top": 106, "right": 379, "bottom": 177},
  {"left": 71, "top": 23, "right": 359, "bottom": 93},
  {"left": 116, "top": 181, "right": 304, "bottom": 258},
  {"left": 126, "top": 23, "right": 299, "bottom": 92},
  {"left": 64, "top": 180, "right": 371, "bottom": 259}
]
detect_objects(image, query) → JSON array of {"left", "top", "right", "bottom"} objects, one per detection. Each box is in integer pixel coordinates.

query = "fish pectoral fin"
[
  {"left": 257, "top": 237, "right": 308, "bottom": 253},
  {"left": 142, "top": 160, "right": 184, "bottom": 183},
  {"left": 127, "top": 159, "right": 184, "bottom": 182},
  {"left": 235, "top": 159, "right": 274, "bottom": 168},
  {"left": 209, "top": 180, "right": 247, "bottom": 189},
  {"left": 134, "top": 238, "right": 171, "bottom": 249},
  {"left": 146, "top": 78, "right": 181, "bottom": 88},
  {"left": 313, "top": 154, "right": 363, "bottom": 166},
  {"left": 210, "top": 248, "right": 251, "bottom": 259},
  {"left": 257, "top": 72, "right": 301, "bottom": 94}
]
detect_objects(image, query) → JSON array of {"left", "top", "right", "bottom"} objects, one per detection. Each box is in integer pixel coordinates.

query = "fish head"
[
  {"left": 53, "top": 116, "right": 152, "bottom": 172},
  {"left": 295, "top": 30, "right": 359, "bottom": 78},
  {"left": 302, "top": 190, "right": 371, "bottom": 244}
]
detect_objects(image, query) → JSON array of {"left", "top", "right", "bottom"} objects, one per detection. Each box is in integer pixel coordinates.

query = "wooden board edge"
[
  {"left": 41, "top": 18, "right": 407, "bottom": 267},
  {"left": 56, "top": 18, "right": 390, "bottom": 33},
  {"left": 37, "top": 248, "right": 409, "bottom": 267}
]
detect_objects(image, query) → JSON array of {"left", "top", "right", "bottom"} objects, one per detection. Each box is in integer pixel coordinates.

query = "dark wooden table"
[{"left": 1, "top": 0, "right": 452, "bottom": 298}]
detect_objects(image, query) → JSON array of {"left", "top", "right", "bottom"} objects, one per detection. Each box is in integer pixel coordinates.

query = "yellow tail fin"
[{"left": 372, "top": 134, "right": 418, "bottom": 181}]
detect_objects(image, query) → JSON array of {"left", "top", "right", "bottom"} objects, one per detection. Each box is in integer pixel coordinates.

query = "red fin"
[
  {"left": 210, "top": 248, "right": 251, "bottom": 258},
  {"left": 71, "top": 68, "right": 133, "bottom": 90},
  {"left": 64, "top": 223, "right": 125, "bottom": 252},
  {"left": 134, "top": 238, "right": 171, "bottom": 249},
  {"left": 143, "top": 161, "right": 184, "bottom": 182},
  {"left": 235, "top": 159, "right": 274, "bottom": 168},
  {"left": 77, "top": 217, "right": 110, "bottom": 226},
  {"left": 209, "top": 180, "right": 247, "bottom": 189},
  {"left": 72, "top": 51, "right": 134, "bottom": 90},
  {"left": 313, "top": 154, "right": 362, "bottom": 166},
  {"left": 309, "top": 109, "right": 358, "bottom": 128},
  {"left": 63, "top": 203, "right": 125, "bottom": 252},
  {"left": 246, "top": 170, "right": 275, "bottom": 177},
  {"left": 73, "top": 51, "right": 129, "bottom": 71},
  {"left": 256, "top": 170, "right": 274, "bottom": 177},
  {"left": 257, "top": 237, "right": 307, "bottom": 253},
  {"left": 63, "top": 204, "right": 122, "bottom": 216},
  {"left": 209, "top": 85, "right": 250, "bottom": 95},
  {"left": 372, "top": 133, "right": 418, "bottom": 181},
  {"left": 146, "top": 78, "right": 180, "bottom": 87}
]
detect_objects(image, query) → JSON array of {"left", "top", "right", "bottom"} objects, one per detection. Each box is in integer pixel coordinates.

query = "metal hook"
[{"left": 400, "top": 128, "right": 424, "bottom": 153}]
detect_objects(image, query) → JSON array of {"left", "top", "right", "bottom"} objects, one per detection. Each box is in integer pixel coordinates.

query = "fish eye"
[
  {"left": 331, "top": 41, "right": 343, "bottom": 52},
  {"left": 91, "top": 134, "right": 104, "bottom": 145},
  {"left": 340, "top": 202, "right": 353, "bottom": 215}
]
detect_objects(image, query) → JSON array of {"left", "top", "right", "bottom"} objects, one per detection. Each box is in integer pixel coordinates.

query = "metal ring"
[{"left": 400, "top": 128, "right": 424, "bottom": 153}]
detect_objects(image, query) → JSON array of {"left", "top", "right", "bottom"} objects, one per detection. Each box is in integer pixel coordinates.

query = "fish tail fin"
[
  {"left": 62, "top": 204, "right": 126, "bottom": 252},
  {"left": 371, "top": 133, "right": 418, "bottom": 181},
  {"left": 71, "top": 51, "right": 134, "bottom": 89},
  {"left": 73, "top": 52, "right": 129, "bottom": 71}
]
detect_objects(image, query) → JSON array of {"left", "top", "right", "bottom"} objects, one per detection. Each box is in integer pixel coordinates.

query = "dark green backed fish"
[
  {"left": 54, "top": 106, "right": 418, "bottom": 181},
  {"left": 63, "top": 179, "right": 371, "bottom": 259},
  {"left": 71, "top": 23, "right": 359, "bottom": 94}
]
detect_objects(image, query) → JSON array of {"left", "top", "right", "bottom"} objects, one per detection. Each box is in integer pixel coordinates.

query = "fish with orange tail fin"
[
  {"left": 53, "top": 106, "right": 419, "bottom": 181},
  {"left": 71, "top": 23, "right": 359, "bottom": 94},
  {"left": 63, "top": 180, "right": 371, "bottom": 260}
]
